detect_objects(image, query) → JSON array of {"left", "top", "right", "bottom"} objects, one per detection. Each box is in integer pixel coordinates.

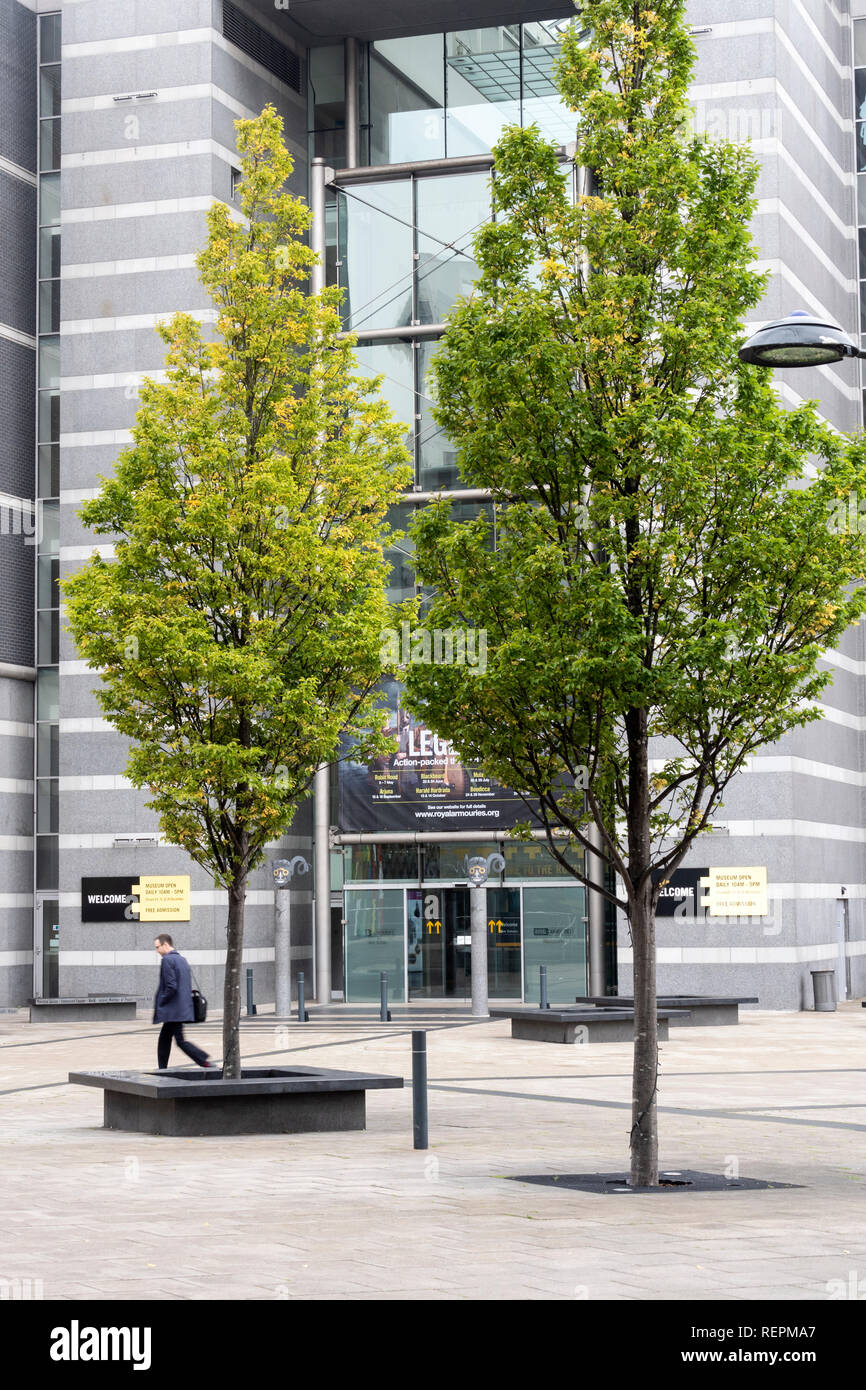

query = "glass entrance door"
[
  {"left": 408, "top": 886, "right": 521, "bottom": 999},
  {"left": 409, "top": 886, "right": 465, "bottom": 998},
  {"left": 486, "top": 887, "right": 521, "bottom": 998},
  {"left": 34, "top": 893, "right": 59, "bottom": 998}
]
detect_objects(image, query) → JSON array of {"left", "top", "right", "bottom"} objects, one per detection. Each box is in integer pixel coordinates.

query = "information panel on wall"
[
  {"left": 651, "top": 866, "right": 769, "bottom": 918},
  {"left": 81, "top": 875, "right": 191, "bottom": 923},
  {"left": 700, "top": 867, "right": 768, "bottom": 917},
  {"left": 338, "top": 680, "right": 533, "bottom": 834},
  {"left": 131, "top": 876, "right": 191, "bottom": 923}
]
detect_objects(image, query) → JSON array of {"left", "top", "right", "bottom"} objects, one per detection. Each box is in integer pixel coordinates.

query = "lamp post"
[
  {"left": 272, "top": 855, "right": 310, "bottom": 1017},
  {"left": 466, "top": 852, "right": 505, "bottom": 1017},
  {"left": 742, "top": 313, "right": 861, "bottom": 1006},
  {"left": 738, "top": 311, "right": 866, "bottom": 368}
]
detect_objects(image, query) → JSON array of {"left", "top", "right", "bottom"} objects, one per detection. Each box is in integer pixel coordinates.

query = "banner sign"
[
  {"left": 338, "top": 681, "right": 533, "bottom": 834},
  {"left": 653, "top": 868, "right": 707, "bottom": 917},
  {"left": 652, "top": 866, "right": 769, "bottom": 918},
  {"left": 81, "top": 875, "right": 191, "bottom": 923},
  {"left": 81, "top": 877, "right": 137, "bottom": 923}
]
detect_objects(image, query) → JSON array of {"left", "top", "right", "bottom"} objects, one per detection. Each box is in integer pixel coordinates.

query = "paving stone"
[{"left": 3, "top": 1010, "right": 865, "bottom": 1299}]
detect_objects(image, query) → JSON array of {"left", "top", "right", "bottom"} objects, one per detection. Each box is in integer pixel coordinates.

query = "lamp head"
[{"left": 738, "top": 311, "right": 860, "bottom": 368}]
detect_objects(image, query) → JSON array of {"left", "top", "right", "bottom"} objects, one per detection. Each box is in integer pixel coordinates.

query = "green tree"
[
  {"left": 63, "top": 109, "right": 411, "bottom": 1077},
  {"left": 403, "top": 1, "right": 866, "bottom": 1185}
]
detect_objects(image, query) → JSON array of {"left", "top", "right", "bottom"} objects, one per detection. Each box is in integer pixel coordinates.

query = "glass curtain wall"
[
  {"left": 361, "top": 19, "right": 580, "bottom": 166},
  {"left": 36, "top": 12, "right": 61, "bottom": 923},
  {"left": 334, "top": 169, "right": 490, "bottom": 489},
  {"left": 309, "top": 20, "right": 581, "bottom": 166},
  {"left": 855, "top": 19, "right": 866, "bottom": 418},
  {"left": 317, "top": 14, "right": 592, "bottom": 1001},
  {"left": 344, "top": 880, "right": 587, "bottom": 1001}
]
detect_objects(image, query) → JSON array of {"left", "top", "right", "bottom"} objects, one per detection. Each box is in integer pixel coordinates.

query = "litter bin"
[{"left": 810, "top": 969, "right": 836, "bottom": 1012}]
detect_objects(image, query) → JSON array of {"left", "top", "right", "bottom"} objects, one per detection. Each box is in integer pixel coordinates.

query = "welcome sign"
[
  {"left": 81, "top": 877, "right": 137, "bottom": 923},
  {"left": 81, "top": 875, "right": 191, "bottom": 923},
  {"left": 653, "top": 868, "right": 707, "bottom": 917}
]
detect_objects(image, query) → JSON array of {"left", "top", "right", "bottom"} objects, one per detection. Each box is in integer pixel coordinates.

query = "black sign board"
[
  {"left": 653, "top": 868, "right": 708, "bottom": 917},
  {"left": 81, "top": 877, "right": 137, "bottom": 923}
]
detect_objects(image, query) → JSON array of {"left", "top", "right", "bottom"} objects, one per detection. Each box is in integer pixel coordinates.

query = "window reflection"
[
  {"left": 415, "top": 171, "right": 489, "bottom": 324},
  {"left": 521, "top": 18, "right": 579, "bottom": 145},
  {"left": 417, "top": 338, "right": 459, "bottom": 491},
  {"left": 383, "top": 502, "right": 417, "bottom": 605},
  {"left": 338, "top": 181, "right": 413, "bottom": 330},
  {"left": 523, "top": 884, "right": 588, "bottom": 1001},
  {"left": 445, "top": 27, "right": 522, "bottom": 156},
  {"left": 39, "top": 173, "right": 61, "bottom": 227},
  {"left": 310, "top": 45, "right": 346, "bottom": 165},
  {"left": 344, "top": 887, "right": 406, "bottom": 1001},
  {"left": 354, "top": 340, "right": 415, "bottom": 467},
  {"left": 370, "top": 35, "right": 445, "bottom": 164},
  {"left": 39, "top": 65, "right": 61, "bottom": 118}
]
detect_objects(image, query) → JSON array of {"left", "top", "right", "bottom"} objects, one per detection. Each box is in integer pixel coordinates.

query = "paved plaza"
[{"left": 1, "top": 1005, "right": 865, "bottom": 1301}]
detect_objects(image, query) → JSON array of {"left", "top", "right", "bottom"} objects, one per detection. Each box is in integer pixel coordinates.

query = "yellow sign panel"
[
  {"left": 699, "top": 867, "right": 767, "bottom": 917},
  {"left": 130, "top": 875, "right": 191, "bottom": 923}
]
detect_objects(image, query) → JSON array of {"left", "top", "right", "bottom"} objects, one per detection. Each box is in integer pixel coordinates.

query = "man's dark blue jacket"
[{"left": 153, "top": 949, "right": 195, "bottom": 1023}]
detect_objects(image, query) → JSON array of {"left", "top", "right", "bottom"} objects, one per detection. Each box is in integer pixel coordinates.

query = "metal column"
[
  {"left": 469, "top": 885, "right": 489, "bottom": 1018},
  {"left": 344, "top": 37, "right": 359, "bottom": 170},
  {"left": 587, "top": 821, "right": 607, "bottom": 995},
  {"left": 274, "top": 885, "right": 290, "bottom": 1016},
  {"left": 575, "top": 161, "right": 608, "bottom": 997},
  {"left": 311, "top": 156, "right": 334, "bottom": 1005}
]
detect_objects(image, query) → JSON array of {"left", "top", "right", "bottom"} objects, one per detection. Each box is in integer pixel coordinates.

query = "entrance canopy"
[{"left": 248, "top": 0, "right": 575, "bottom": 44}]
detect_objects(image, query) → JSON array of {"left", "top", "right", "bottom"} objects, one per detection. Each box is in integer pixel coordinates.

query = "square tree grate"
[{"left": 508, "top": 1170, "right": 802, "bottom": 1195}]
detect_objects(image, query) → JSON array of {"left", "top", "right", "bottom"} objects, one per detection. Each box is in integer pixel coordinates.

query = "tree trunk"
[
  {"left": 222, "top": 872, "right": 247, "bottom": 1079},
  {"left": 630, "top": 874, "right": 658, "bottom": 1187}
]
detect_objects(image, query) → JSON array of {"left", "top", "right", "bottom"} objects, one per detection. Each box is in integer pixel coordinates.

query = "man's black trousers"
[{"left": 157, "top": 1022, "right": 209, "bottom": 1070}]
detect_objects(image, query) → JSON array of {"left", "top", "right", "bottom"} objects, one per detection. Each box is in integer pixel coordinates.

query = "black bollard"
[
  {"left": 412, "top": 1030, "right": 428, "bottom": 1150},
  {"left": 297, "top": 971, "right": 309, "bottom": 1022},
  {"left": 539, "top": 964, "right": 549, "bottom": 1010},
  {"left": 246, "top": 966, "right": 257, "bottom": 1016},
  {"left": 380, "top": 971, "right": 392, "bottom": 1022}
]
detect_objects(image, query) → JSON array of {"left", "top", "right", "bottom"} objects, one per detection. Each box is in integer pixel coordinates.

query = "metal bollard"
[
  {"left": 297, "top": 971, "right": 309, "bottom": 1022},
  {"left": 246, "top": 966, "right": 256, "bottom": 1016},
  {"left": 380, "top": 971, "right": 392, "bottom": 1022},
  {"left": 412, "top": 1030, "right": 428, "bottom": 1150},
  {"left": 539, "top": 964, "right": 549, "bottom": 1010}
]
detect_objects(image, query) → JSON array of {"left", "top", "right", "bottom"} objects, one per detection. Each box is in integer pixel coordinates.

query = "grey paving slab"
[{"left": 2, "top": 1009, "right": 866, "bottom": 1299}]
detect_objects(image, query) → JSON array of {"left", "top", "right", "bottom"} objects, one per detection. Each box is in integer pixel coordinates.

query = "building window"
[{"left": 36, "top": 12, "right": 61, "bottom": 902}]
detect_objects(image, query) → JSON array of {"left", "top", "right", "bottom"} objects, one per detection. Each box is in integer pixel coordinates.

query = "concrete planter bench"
[
  {"left": 574, "top": 995, "right": 759, "bottom": 1026},
  {"left": 489, "top": 1007, "right": 689, "bottom": 1044},
  {"left": 69, "top": 1065, "right": 404, "bottom": 1136},
  {"left": 30, "top": 996, "right": 138, "bottom": 1023}
]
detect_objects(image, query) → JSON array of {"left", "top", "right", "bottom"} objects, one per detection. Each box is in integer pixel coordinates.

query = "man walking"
[{"left": 153, "top": 935, "right": 213, "bottom": 1070}]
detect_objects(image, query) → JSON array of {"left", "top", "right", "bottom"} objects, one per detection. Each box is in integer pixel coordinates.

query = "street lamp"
[{"left": 738, "top": 310, "right": 865, "bottom": 368}]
